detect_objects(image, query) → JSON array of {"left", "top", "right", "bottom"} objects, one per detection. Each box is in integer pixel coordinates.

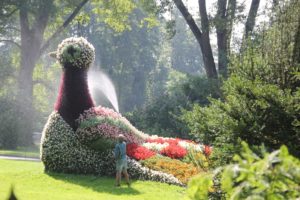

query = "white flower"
[
  {"left": 142, "top": 142, "right": 169, "bottom": 152},
  {"left": 178, "top": 140, "right": 204, "bottom": 152}
]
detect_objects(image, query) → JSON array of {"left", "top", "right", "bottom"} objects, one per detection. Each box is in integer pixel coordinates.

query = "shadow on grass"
[{"left": 46, "top": 172, "right": 141, "bottom": 196}]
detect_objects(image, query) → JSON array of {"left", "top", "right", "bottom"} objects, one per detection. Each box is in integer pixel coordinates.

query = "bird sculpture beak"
[{"left": 48, "top": 51, "right": 57, "bottom": 59}]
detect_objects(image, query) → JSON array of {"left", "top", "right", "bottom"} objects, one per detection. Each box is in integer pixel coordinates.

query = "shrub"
[
  {"left": 182, "top": 76, "right": 300, "bottom": 159},
  {"left": 186, "top": 142, "right": 300, "bottom": 200},
  {"left": 126, "top": 74, "right": 219, "bottom": 138}
]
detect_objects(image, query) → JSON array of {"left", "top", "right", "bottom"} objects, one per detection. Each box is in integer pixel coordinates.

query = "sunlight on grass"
[{"left": 0, "top": 159, "right": 185, "bottom": 200}]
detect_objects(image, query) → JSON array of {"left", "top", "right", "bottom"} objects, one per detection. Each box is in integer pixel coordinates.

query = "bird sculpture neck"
[{"left": 54, "top": 67, "right": 94, "bottom": 130}]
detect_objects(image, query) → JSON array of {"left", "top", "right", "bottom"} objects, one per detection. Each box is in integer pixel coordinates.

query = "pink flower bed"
[
  {"left": 77, "top": 106, "right": 122, "bottom": 123},
  {"left": 77, "top": 123, "right": 144, "bottom": 144},
  {"left": 76, "top": 106, "right": 146, "bottom": 144},
  {"left": 76, "top": 106, "right": 212, "bottom": 162}
]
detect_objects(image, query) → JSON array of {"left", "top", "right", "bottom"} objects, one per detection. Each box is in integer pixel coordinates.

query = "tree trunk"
[
  {"left": 293, "top": 15, "right": 300, "bottom": 64},
  {"left": 17, "top": 39, "right": 39, "bottom": 145},
  {"left": 15, "top": 0, "right": 88, "bottom": 145},
  {"left": 173, "top": 0, "right": 217, "bottom": 79},
  {"left": 17, "top": 2, "right": 51, "bottom": 145},
  {"left": 198, "top": 0, "right": 218, "bottom": 79},
  {"left": 245, "top": 0, "right": 260, "bottom": 38},
  {"left": 216, "top": 0, "right": 228, "bottom": 77},
  {"left": 241, "top": 0, "right": 260, "bottom": 49},
  {"left": 215, "top": 0, "right": 237, "bottom": 77}
]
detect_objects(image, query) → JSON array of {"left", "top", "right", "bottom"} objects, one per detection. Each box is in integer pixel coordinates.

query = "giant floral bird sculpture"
[{"left": 41, "top": 37, "right": 206, "bottom": 186}]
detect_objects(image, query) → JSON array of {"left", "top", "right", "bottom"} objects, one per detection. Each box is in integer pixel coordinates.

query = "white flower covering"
[
  {"left": 56, "top": 37, "right": 95, "bottom": 69},
  {"left": 142, "top": 142, "right": 169, "bottom": 152},
  {"left": 40, "top": 112, "right": 114, "bottom": 174},
  {"left": 40, "top": 111, "right": 184, "bottom": 186},
  {"left": 178, "top": 141, "right": 204, "bottom": 152}
]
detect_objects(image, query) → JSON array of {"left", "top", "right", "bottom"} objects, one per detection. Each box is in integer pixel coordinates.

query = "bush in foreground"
[{"left": 186, "top": 142, "right": 300, "bottom": 200}]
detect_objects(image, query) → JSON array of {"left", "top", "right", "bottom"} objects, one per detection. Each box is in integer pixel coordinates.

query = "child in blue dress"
[{"left": 114, "top": 134, "right": 130, "bottom": 187}]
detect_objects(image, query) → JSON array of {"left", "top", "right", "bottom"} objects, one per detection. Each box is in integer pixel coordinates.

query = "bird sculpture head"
[
  {"left": 50, "top": 37, "right": 95, "bottom": 70},
  {"left": 49, "top": 37, "right": 96, "bottom": 130}
]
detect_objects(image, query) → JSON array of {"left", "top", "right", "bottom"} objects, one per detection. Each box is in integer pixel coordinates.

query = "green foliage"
[
  {"left": 186, "top": 173, "right": 214, "bottom": 200},
  {"left": 92, "top": 0, "right": 137, "bottom": 32},
  {"left": 186, "top": 142, "right": 300, "bottom": 200},
  {"left": 183, "top": 76, "right": 300, "bottom": 159},
  {"left": 182, "top": 149, "right": 209, "bottom": 171},
  {"left": 127, "top": 74, "right": 219, "bottom": 138},
  {"left": 182, "top": 1, "right": 300, "bottom": 162},
  {"left": 89, "top": 137, "right": 116, "bottom": 152},
  {"left": 223, "top": 142, "right": 300, "bottom": 199},
  {"left": 230, "top": 0, "right": 300, "bottom": 91}
]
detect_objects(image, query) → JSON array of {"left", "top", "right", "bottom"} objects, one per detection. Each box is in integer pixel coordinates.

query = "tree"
[
  {"left": 172, "top": 0, "right": 217, "bottom": 78},
  {"left": 0, "top": 0, "right": 88, "bottom": 145},
  {"left": 170, "top": 0, "right": 261, "bottom": 78}
]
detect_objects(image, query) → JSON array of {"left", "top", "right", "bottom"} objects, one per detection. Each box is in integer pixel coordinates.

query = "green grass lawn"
[
  {"left": 0, "top": 146, "right": 40, "bottom": 158},
  {"left": 0, "top": 159, "right": 186, "bottom": 200}
]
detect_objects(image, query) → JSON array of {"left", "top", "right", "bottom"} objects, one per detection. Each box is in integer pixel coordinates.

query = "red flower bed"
[
  {"left": 146, "top": 137, "right": 181, "bottom": 145},
  {"left": 126, "top": 143, "right": 156, "bottom": 160},
  {"left": 146, "top": 137, "right": 165, "bottom": 144},
  {"left": 160, "top": 144, "right": 187, "bottom": 159},
  {"left": 165, "top": 138, "right": 180, "bottom": 145},
  {"left": 203, "top": 145, "right": 212, "bottom": 157}
]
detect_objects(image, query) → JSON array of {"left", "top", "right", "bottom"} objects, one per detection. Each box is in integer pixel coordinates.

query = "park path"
[{"left": 0, "top": 155, "right": 40, "bottom": 162}]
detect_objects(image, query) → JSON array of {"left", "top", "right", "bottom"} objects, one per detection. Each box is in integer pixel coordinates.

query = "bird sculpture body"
[{"left": 41, "top": 37, "right": 202, "bottom": 186}]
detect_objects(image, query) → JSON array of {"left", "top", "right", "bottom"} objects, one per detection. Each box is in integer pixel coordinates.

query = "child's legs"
[
  {"left": 115, "top": 160, "right": 123, "bottom": 185},
  {"left": 122, "top": 169, "right": 129, "bottom": 183}
]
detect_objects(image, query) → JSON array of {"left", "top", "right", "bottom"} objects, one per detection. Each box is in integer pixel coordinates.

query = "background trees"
[
  {"left": 0, "top": 0, "right": 89, "bottom": 147},
  {"left": 171, "top": 0, "right": 262, "bottom": 78},
  {"left": 182, "top": 0, "right": 300, "bottom": 162}
]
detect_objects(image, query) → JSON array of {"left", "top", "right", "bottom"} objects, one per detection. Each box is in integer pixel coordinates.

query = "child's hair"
[{"left": 118, "top": 134, "right": 125, "bottom": 143}]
